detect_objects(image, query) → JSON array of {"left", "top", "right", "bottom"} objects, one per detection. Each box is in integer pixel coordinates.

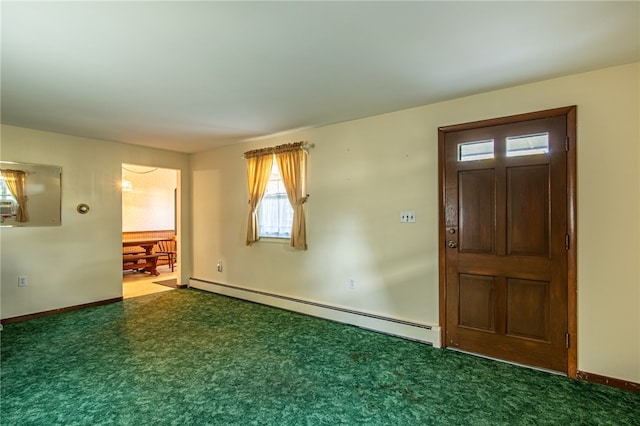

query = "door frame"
[{"left": 437, "top": 106, "right": 577, "bottom": 377}]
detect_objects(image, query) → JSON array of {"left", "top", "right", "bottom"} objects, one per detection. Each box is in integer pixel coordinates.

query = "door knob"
[{"left": 448, "top": 240, "right": 457, "bottom": 249}]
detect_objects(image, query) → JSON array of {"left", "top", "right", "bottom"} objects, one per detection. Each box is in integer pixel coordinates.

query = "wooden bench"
[
  {"left": 123, "top": 230, "right": 177, "bottom": 269},
  {"left": 122, "top": 254, "right": 160, "bottom": 276}
]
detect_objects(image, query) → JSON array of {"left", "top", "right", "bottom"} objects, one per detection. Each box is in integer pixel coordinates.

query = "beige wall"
[
  {"left": 0, "top": 126, "right": 191, "bottom": 319},
  {"left": 122, "top": 165, "right": 177, "bottom": 232},
  {"left": 191, "top": 63, "right": 640, "bottom": 383}
]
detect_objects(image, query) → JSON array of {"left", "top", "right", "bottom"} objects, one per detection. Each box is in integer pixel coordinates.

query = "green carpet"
[{"left": 1, "top": 289, "right": 638, "bottom": 425}]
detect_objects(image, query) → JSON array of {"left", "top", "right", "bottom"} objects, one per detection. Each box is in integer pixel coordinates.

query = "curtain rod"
[{"left": 242, "top": 141, "right": 314, "bottom": 159}]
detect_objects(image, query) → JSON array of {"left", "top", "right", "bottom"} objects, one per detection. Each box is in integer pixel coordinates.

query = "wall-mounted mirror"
[{"left": 0, "top": 161, "right": 62, "bottom": 227}]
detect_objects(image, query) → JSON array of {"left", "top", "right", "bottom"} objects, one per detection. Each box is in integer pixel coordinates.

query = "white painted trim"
[{"left": 189, "top": 278, "right": 441, "bottom": 348}]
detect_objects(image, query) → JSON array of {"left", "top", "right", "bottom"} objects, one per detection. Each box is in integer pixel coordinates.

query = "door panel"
[
  {"left": 459, "top": 274, "right": 496, "bottom": 332},
  {"left": 507, "top": 165, "right": 549, "bottom": 256},
  {"left": 506, "top": 278, "right": 550, "bottom": 341},
  {"left": 441, "top": 112, "right": 570, "bottom": 373},
  {"left": 459, "top": 170, "right": 495, "bottom": 253}
]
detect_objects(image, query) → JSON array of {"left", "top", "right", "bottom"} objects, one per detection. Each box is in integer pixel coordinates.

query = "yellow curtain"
[
  {"left": 275, "top": 146, "right": 308, "bottom": 250},
  {"left": 1, "top": 169, "right": 29, "bottom": 222},
  {"left": 245, "top": 154, "right": 274, "bottom": 245}
]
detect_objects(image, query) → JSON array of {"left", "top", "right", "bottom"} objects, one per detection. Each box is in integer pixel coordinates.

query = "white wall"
[
  {"left": 0, "top": 126, "right": 191, "bottom": 319},
  {"left": 191, "top": 63, "right": 640, "bottom": 383}
]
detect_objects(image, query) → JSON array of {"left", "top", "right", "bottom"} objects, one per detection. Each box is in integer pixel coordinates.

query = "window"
[
  {"left": 258, "top": 159, "right": 293, "bottom": 238},
  {"left": 458, "top": 133, "right": 549, "bottom": 162},
  {"left": 506, "top": 133, "right": 549, "bottom": 157},
  {"left": 245, "top": 141, "right": 308, "bottom": 249},
  {"left": 458, "top": 139, "right": 495, "bottom": 162},
  {"left": 0, "top": 177, "right": 17, "bottom": 218}
]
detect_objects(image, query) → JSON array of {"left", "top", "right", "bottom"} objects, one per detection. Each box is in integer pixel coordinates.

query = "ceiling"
[{"left": 2, "top": 1, "right": 638, "bottom": 154}]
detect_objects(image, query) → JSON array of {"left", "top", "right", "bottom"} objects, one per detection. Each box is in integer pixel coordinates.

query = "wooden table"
[{"left": 123, "top": 239, "right": 159, "bottom": 255}]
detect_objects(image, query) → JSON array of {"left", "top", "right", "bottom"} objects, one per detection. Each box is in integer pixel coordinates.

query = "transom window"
[
  {"left": 458, "top": 139, "right": 495, "bottom": 162},
  {"left": 458, "top": 133, "right": 550, "bottom": 162},
  {"left": 506, "top": 133, "right": 549, "bottom": 157},
  {"left": 258, "top": 160, "right": 293, "bottom": 238}
]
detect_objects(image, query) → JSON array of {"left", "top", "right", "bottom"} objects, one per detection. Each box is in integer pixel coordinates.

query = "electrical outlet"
[
  {"left": 348, "top": 279, "right": 356, "bottom": 289},
  {"left": 400, "top": 211, "right": 416, "bottom": 223},
  {"left": 18, "top": 275, "right": 28, "bottom": 287},
  {"left": 217, "top": 261, "right": 223, "bottom": 272}
]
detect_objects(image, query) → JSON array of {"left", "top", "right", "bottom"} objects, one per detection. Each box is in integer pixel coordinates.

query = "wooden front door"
[{"left": 439, "top": 107, "right": 576, "bottom": 374}]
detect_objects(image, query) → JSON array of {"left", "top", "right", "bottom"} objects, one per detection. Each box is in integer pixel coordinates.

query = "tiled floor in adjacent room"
[{"left": 122, "top": 264, "right": 177, "bottom": 299}]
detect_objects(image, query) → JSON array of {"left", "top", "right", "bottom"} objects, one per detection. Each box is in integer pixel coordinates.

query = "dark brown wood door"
[{"left": 442, "top": 114, "right": 569, "bottom": 373}]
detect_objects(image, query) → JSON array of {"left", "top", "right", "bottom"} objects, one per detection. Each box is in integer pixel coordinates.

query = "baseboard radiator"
[{"left": 189, "top": 278, "right": 441, "bottom": 348}]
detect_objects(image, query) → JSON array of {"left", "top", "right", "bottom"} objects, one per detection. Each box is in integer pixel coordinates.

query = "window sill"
[{"left": 258, "top": 237, "right": 290, "bottom": 244}]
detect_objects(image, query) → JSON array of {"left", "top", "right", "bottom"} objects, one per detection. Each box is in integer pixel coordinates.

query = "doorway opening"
[{"left": 121, "top": 163, "right": 181, "bottom": 299}]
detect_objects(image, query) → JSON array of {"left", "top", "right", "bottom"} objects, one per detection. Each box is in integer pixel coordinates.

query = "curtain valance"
[{"left": 243, "top": 141, "right": 307, "bottom": 159}]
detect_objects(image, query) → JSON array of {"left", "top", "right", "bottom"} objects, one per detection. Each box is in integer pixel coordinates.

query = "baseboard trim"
[
  {"left": 577, "top": 371, "right": 640, "bottom": 393},
  {"left": 0, "top": 297, "right": 123, "bottom": 325},
  {"left": 189, "top": 278, "right": 441, "bottom": 347}
]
